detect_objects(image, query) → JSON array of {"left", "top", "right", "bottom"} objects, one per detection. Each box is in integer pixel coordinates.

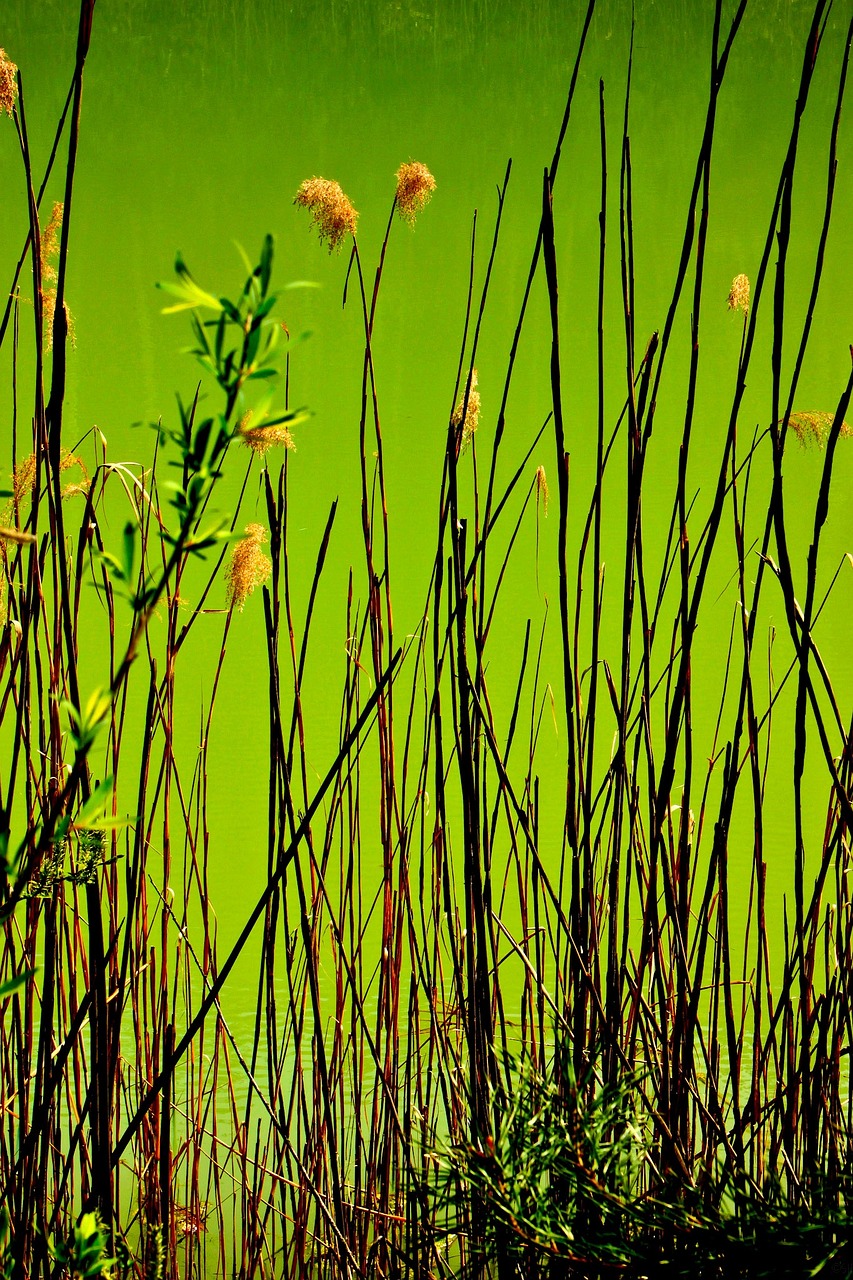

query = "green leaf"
[
  {"left": 233, "top": 240, "right": 254, "bottom": 277},
  {"left": 260, "top": 407, "right": 311, "bottom": 430},
  {"left": 0, "top": 969, "right": 34, "bottom": 1000},
  {"left": 121, "top": 522, "right": 136, "bottom": 583},
  {"left": 253, "top": 293, "right": 278, "bottom": 323},
  {"left": 52, "top": 815, "right": 72, "bottom": 844},
  {"left": 76, "top": 776, "right": 115, "bottom": 829},
  {"left": 60, "top": 688, "right": 112, "bottom": 754},
  {"left": 157, "top": 257, "right": 224, "bottom": 314},
  {"left": 259, "top": 234, "right": 274, "bottom": 297},
  {"left": 245, "top": 323, "right": 262, "bottom": 367}
]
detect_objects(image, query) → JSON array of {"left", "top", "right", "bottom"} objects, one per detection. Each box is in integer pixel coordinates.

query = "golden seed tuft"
[
  {"left": 225, "top": 523, "right": 272, "bottom": 611},
  {"left": 535, "top": 465, "right": 549, "bottom": 516},
  {"left": 395, "top": 161, "right": 436, "bottom": 224},
  {"left": 41, "top": 202, "right": 63, "bottom": 283},
  {"left": 39, "top": 205, "right": 74, "bottom": 352},
  {"left": 237, "top": 410, "right": 295, "bottom": 457},
  {"left": 294, "top": 177, "right": 358, "bottom": 252},
  {"left": 0, "top": 526, "right": 36, "bottom": 546},
  {"left": 788, "top": 411, "right": 852, "bottom": 450},
  {"left": 42, "top": 292, "right": 75, "bottom": 353},
  {"left": 0, "top": 50, "right": 18, "bottom": 118},
  {"left": 11, "top": 454, "right": 37, "bottom": 509},
  {"left": 726, "top": 273, "right": 750, "bottom": 316},
  {"left": 9, "top": 451, "right": 89, "bottom": 512},
  {"left": 451, "top": 370, "right": 481, "bottom": 445}
]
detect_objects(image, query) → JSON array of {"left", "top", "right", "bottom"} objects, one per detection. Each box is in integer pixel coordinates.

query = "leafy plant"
[
  {"left": 433, "top": 1054, "right": 651, "bottom": 1272},
  {"left": 50, "top": 1212, "right": 117, "bottom": 1280},
  {"left": 434, "top": 1057, "right": 853, "bottom": 1277}
]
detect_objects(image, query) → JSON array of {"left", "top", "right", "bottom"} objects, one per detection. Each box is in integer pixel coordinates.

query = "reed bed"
[{"left": 2, "top": 1, "right": 853, "bottom": 1277}]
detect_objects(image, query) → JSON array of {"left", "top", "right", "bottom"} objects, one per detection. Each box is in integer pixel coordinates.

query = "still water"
[
  {"left": 2, "top": 0, "right": 853, "bottom": 1234},
  {"left": 5, "top": 1, "right": 850, "bottom": 903}
]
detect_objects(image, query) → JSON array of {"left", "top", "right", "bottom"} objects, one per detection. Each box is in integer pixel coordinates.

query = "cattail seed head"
[
  {"left": 451, "top": 370, "right": 481, "bottom": 445},
  {"left": 294, "top": 177, "right": 358, "bottom": 252},
  {"left": 395, "top": 161, "right": 436, "bottom": 224},
  {"left": 0, "top": 50, "right": 17, "bottom": 118},
  {"left": 226, "top": 523, "right": 272, "bottom": 611},
  {"left": 727, "top": 273, "right": 750, "bottom": 316}
]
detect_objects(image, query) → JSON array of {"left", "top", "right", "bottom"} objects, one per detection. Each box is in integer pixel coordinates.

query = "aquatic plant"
[
  {"left": 294, "top": 176, "right": 359, "bottom": 251},
  {"left": 787, "top": 408, "right": 852, "bottom": 448},
  {"left": 726, "top": 271, "right": 750, "bottom": 314},
  {"left": 0, "top": 50, "right": 16, "bottom": 118},
  {"left": 2, "top": 0, "right": 853, "bottom": 1278},
  {"left": 394, "top": 160, "right": 436, "bottom": 222},
  {"left": 451, "top": 367, "right": 481, "bottom": 445},
  {"left": 225, "top": 523, "right": 272, "bottom": 610}
]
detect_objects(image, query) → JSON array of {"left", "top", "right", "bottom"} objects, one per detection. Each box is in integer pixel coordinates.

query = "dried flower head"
[
  {"left": 535, "top": 465, "right": 549, "bottom": 516},
  {"left": 60, "top": 454, "right": 89, "bottom": 498},
  {"left": 787, "top": 410, "right": 852, "bottom": 450},
  {"left": 11, "top": 453, "right": 37, "bottom": 509},
  {"left": 8, "top": 450, "right": 88, "bottom": 515},
  {"left": 39, "top": 206, "right": 74, "bottom": 353},
  {"left": 0, "top": 50, "right": 18, "bottom": 118},
  {"left": 41, "top": 202, "right": 63, "bottom": 284},
  {"left": 294, "top": 177, "right": 358, "bottom": 252},
  {"left": 42, "top": 291, "right": 75, "bottom": 352},
  {"left": 395, "top": 161, "right": 436, "bottom": 224},
  {"left": 226, "top": 523, "right": 272, "bottom": 611},
  {"left": 237, "top": 410, "right": 295, "bottom": 457},
  {"left": 727, "top": 273, "right": 750, "bottom": 316},
  {"left": 0, "top": 525, "right": 36, "bottom": 547},
  {"left": 451, "top": 370, "right": 481, "bottom": 446}
]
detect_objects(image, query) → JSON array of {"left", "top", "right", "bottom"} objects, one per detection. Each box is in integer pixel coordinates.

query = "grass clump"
[{"left": 2, "top": 1, "right": 853, "bottom": 1277}]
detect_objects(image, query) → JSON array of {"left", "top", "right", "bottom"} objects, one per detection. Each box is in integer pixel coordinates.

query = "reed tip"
[
  {"left": 226, "top": 523, "right": 272, "bottom": 611},
  {"left": 451, "top": 369, "right": 481, "bottom": 446},
  {"left": 395, "top": 161, "right": 436, "bottom": 224},
  {"left": 726, "top": 273, "right": 750, "bottom": 316},
  {"left": 788, "top": 411, "right": 852, "bottom": 450},
  {"left": 535, "top": 465, "right": 549, "bottom": 515},
  {"left": 294, "top": 177, "right": 358, "bottom": 252},
  {"left": 0, "top": 50, "right": 17, "bottom": 118},
  {"left": 237, "top": 410, "right": 295, "bottom": 457}
]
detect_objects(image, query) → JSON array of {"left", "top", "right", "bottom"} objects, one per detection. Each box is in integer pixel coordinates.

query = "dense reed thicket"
[{"left": 2, "top": 1, "right": 853, "bottom": 1277}]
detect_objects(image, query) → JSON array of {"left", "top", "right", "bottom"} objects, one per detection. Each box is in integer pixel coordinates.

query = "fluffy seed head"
[
  {"left": 11, "top": 454, "right": 37, "bottom": 508},
  {"left": 42, "top": 292, "right": 75, "bottom": 353},
  {"left": 395, "top": 161, "right": 436, "bottom": 224},
  {"left": 10, "top": 450, "right": 87, "bottom": 509},
  {"left": 535, "top": 465, "right": 549, "bottom": 516},
  {"left": 41, "top": 202, "right": 63, "bottom": 283},
  {"left": 237, "top": 410, "right": 295, "bottom": 457},
  {"left": 0, "top": 526, "right": 36, "bottom": 547},
  {"left": 294, "top": 178, "right": 358, "bottom": 252},
  {"left": 226, "top": 523, "right": 272, "bottom": 611},
  {"left": 727, "top": 273, "right": 750, "bottom": 316},
  {"left": 788, "top": 410, "right": 852, "bottom": 450},
  {"left": 0, "top": 50, "right": 17, "bottom": 118},
  {"left": 451, "top": 370, "right": 481, "bottom": 445}
]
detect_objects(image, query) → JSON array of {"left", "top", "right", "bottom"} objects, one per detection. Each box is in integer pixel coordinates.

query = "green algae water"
[{"left": 2, "top": 1, "right": 853, "bottom": 1274}]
